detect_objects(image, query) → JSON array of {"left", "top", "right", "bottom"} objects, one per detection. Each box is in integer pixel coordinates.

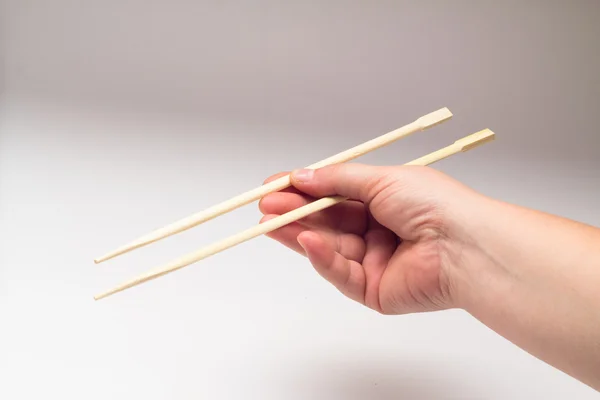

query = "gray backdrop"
[{"left": 1, "top": 1, "right": 599, "bottom": 399}]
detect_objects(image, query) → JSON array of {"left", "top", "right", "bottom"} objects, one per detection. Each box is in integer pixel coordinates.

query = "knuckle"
[{"left": 364, "top": 167, "right": 397, "bottom": 204}]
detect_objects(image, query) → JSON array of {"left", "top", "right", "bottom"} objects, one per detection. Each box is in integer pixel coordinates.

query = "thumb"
[{"left": 290, "top": 163, "right": 391, "bottom": 202}]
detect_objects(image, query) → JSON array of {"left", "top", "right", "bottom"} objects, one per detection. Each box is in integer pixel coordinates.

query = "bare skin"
[{"left": 258, "top": 164, "right": 600, "bottom": 391}]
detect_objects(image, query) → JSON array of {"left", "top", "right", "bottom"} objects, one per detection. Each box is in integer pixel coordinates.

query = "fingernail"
[
  {"left": 292, "top": 169, "right": 314, "bottom": 182},
  {"left": 297, "top": 237, "right": 307, "bottom": 251}
]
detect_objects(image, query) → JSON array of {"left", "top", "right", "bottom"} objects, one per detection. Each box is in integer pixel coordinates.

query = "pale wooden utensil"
[
  {"left": 94, "top": 107, "right": 452, "bottom": 264},
  {"left": 94, "top": 128, "right": 495, "bottom": 300}
]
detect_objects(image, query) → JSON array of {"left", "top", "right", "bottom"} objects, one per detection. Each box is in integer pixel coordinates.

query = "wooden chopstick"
[
  {"left": 93, "top": 107, "right": 453, "bottom": 264},
  {"left": 94, "top": 128, "right": 495, "bottom": 300}
]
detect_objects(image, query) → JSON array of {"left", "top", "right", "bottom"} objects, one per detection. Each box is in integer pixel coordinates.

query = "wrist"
[{"left": 439, "top": 192, "right": 514, "bottom": 313}]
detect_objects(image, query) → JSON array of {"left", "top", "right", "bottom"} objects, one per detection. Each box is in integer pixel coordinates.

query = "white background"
[{"left": 1, "top": 1, "right": 599, "bottom": 399}]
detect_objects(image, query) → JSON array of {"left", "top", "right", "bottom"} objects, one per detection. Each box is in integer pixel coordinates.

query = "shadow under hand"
[{"left": 277, "top": 354, "right": 482, "bottom": 400}]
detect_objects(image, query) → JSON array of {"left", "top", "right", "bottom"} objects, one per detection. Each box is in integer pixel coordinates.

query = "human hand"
[
  {"left": 260, "top": 162, "right": 600, "bottom": 390},
  {"left": 259, "top": 163, "right": 483, "bottom": 315}
]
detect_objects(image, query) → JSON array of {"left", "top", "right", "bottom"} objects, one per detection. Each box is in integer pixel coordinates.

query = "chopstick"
[
  {"left": 94, "top": 128, "right": 495, "bottom": 300},
  {"left": 93, "top": 107, "right": 453, "bottom": 264}
]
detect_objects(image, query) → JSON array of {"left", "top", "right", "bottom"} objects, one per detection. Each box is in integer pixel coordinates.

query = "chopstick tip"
[
  {"left": 93, "top": 291, "right": 111, "bottom": 301},
  {"left": 93, "top": 252, "right": 117, "bottom": 264}
]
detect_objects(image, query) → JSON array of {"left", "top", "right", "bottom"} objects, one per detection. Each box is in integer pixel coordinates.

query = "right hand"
[{"left": 258, "top": 163, "right": 484, "bottom": 315}]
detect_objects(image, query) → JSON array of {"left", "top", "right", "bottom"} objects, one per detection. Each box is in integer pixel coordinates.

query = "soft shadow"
[{"left": 276, "top": 355, "right": 482, "bottom": 400}]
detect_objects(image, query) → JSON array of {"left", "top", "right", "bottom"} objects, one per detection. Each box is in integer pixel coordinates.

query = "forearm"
[{"left": 449, "top": 196, "right": 600, "bottom": 390}]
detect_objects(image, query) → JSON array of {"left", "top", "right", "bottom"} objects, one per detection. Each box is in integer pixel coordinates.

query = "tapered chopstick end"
[
  {"left": 94, "top": 289, "right": 116, "bottom": 301},
  {"left": 93, "top": 254, "right": 113, "bottom": 264},
  {"left": 94, "top": 243, "right": 138, "bottom": 265}
]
